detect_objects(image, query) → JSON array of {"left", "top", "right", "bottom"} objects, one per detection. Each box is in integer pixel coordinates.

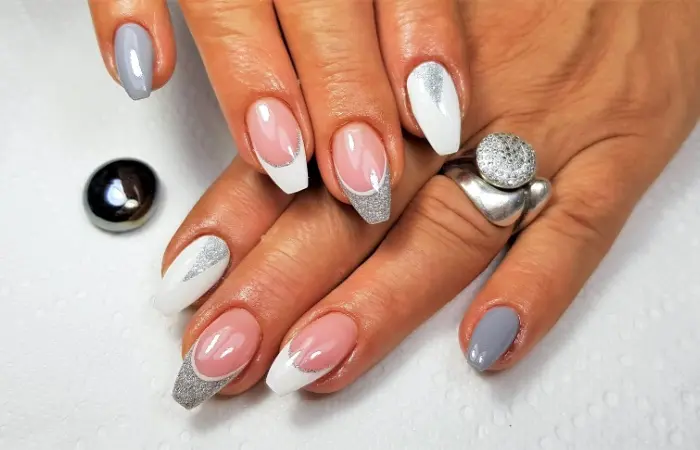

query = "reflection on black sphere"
[{"left": 84, "top": 159, "right": 159, "bottom": 232}]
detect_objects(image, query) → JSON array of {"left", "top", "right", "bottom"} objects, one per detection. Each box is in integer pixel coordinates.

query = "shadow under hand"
[{"left": 189, "top": 381, "right": 271, "bottom": 432}]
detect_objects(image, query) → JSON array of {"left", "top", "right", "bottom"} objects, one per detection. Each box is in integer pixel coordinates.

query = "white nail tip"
[
  {"left": 407, "top": 61, "right": 461, "bottom": 156},
  {"left": 265, "top": 342, "right": 333, "bottom": 396},
  {"left": 152, "top": 236, "right": 230, "bottom": 316},
  {"left": 255, "top": 138, "right": 309, "bottom": 195}
]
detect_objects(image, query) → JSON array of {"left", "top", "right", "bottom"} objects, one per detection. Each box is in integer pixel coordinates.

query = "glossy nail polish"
[
  {"left": 152, "top": 236, "right": 230, "bottom": 316},
  {"left": 247, "top": 98, "right": 308, "bottom": 194},
  {"left": 466, "top": 307, "right": 520, "bottom": 371},
  {"left": 172, "top": 309, "right": 260, "bottom": 409},
  {"left": 332, "top": 123, "right": 391, "bottom": 224},
  {"left": 406, "top": 61, "right": 460, "bottom": 156},
  {"left": 266, "top": 313, "right": 357, "bottom": 396},
  {"left": 114, "top": 23, "right": 154, "bottom": 101}
]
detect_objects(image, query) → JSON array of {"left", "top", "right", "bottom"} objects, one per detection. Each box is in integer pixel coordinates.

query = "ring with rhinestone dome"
[{"left": 475, "top": 133, "right": 536, "bottom": 189}]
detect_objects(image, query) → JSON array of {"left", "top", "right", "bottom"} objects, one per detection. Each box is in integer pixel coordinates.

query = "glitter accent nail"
[
  {"left": 339, "top": 165, "right": 391, "bottom": 225},
  {"left": 182, "top": 236, "right": 230, "bottom": 282}
]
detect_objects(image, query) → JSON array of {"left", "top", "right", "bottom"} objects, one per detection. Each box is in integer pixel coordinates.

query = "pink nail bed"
[
  {"left": 289, "top": 312, "right": 358, "bottom": 372},
  {"left": 192, "top": 308, "right": 261, "bottom": 380},
  {"left": 246, "top": 98, "right": 302, "bottom": 166},
  {"left": 332, "top": 122, "right": 388, "bottom": 194}
]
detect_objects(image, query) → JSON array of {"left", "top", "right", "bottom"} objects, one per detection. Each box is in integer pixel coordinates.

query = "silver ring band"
[{"left": 443, "top": 133, "right": 552, "bottom": 231}]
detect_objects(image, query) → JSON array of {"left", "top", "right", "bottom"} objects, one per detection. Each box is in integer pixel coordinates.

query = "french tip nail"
[
  {"left": 171, "top": 309, "right": 259, "bottom": 408},
  {"left": 114, "top": 23, "right": 154, "bottom": 101},
  {"left": 466, "top": 307, "right": 520, "bottom": 372},
  {"left": 265, "top": 372, "right": 294, "bottom": 397},
  {"left": 266, "top": 313, "right": 357, "bottom": 395},
  {"left": 257, "top": 149, "right": 309, "bottom": 195},
  {"left": 247, "top": 99, "right": 308, "bottom": 194},
  {"left": 406, "top": 61, "right": 461, "bottom": 157}
]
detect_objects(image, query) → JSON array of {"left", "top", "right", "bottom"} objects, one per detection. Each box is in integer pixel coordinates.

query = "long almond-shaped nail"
[
  {"left": 152, "top": 236, "right": 230, "bottom": 316},
  {"left": 332, "top": 123, "right": 391, "bottom": 224},
  {"left": 406, "top": 61, "right": 460, "bottom": 156},
  {"left": 466, "top": 307, "right": 520, "bottom": 371},
  {"left": 172, "top": 308, "right": 260, "bottom": 409},
  {"left": 114, "top": 23, "right": 154, "bottom": 101},
  {"left": 266, "top": 312, "right": 357, "bottom": 396},
  {"left": 247, "top": 98, "right": 308, "bottom": 194}
]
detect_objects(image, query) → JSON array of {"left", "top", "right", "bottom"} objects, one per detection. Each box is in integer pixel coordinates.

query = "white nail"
[
  {"left": 254, "top": 135, "right": 309, "bottom": 195},
  {"left": 407, "top": 61, "right": 461, "bottom": 156},
  {"left": 265, "top": 341, "right": 333, "bottom": 396},
  {"left": 153, "top": 236, "right": 230, "bottom": 315}
]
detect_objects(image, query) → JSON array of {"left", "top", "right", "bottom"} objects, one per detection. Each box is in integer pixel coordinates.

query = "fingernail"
[
  {"left": 332, "top": 123, "right": 391, "bottom": 224},
  {"left": 153, "top": 236, "right": 230, "bottom": 316},
  {"left": 172, "top": 309, "right": 260, "bottom": 409},
  {"left": 247, "top": 98, "right": 308, "bottom": 194},
  {"left": 266, "top": 312, "right": 357, "bottom": 396},
  {"left": 114, "top": 23, "right": 154, "bottom": 101},
  {"left": 466, "top": 307, "right": 520, "bottom": 372},
  {"left": 406, "top": 61, "right": 460, "bottom": 156}
]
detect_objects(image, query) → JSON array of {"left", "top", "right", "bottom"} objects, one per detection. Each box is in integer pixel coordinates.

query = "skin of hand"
[
  {"left": 89, "top": 0, "right": 470, "bottom": 224},
  {"left": 151, "top": 0, "right": 699, "bottom": 407}
]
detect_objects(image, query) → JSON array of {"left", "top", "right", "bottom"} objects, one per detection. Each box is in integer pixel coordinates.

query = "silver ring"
[{"left": 443, "top": 133, "right": 552, "bottom": 231}]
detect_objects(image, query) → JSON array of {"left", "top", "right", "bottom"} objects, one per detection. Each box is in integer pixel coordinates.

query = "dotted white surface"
[{"left": 1, "top": 3, "right": 700, "bottom": 450}]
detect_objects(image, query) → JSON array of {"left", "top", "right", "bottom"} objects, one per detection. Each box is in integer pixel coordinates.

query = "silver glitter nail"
[
  {"left": 339, "top": 165, "right": 391, "bottom": 225},
  {"left": 182, "top": 236, "right": 230, "bottom": 282},
  {"left": 172, "top": 348, "right": 243, "bottom": 410},
  {"left": 411, "top": 61, "right": 446, "bottom": 105}
]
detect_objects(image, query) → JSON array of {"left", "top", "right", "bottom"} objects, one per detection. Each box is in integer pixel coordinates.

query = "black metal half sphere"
[{"left": 84, "top": 159, "right": 159, "bottom": 232}]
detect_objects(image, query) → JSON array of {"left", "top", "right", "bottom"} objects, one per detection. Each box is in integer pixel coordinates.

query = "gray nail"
[
  {"left": 114, "top": 23, "right": 153, "bottom": 100},
  {"left": 466, "top": 307, "right": 520, "bottom": 371}
]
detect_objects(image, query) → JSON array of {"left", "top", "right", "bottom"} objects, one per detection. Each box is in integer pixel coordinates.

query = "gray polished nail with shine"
[
  {"left": 114, "top": 24, "right": 153, "bottom": 100},
  {"left": 466, "top": 307, "right": 520, "bottom": 371}
]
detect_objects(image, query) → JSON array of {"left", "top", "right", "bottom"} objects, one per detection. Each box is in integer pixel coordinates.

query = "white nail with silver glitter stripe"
[
  {"left": 406, "top": 61, "right": 461, "bottom": 156},
  {"left": 152, "top": 235, "right": 230, "bottom": 315},
  {"left": 265, "top": 341, "right": 334, "bottom": 396},
  {"left": 337, "top": 165, "right": 391, "bottom": 225},
  {"left": 254, "top": 134, "right": 308, "bottom": 195}
]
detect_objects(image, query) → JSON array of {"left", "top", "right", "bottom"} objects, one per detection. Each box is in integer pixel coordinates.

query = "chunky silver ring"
[{"left": 443, "top": 132, "right": 552, "bottom": 231}]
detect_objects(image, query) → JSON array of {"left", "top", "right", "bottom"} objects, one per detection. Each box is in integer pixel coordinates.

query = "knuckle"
[
  {"left": 545, "top": 175, "right": 621, "bottom": 247},
  {"left": 404, "top": 176, "right": 506, "bottom": 255},
  {"left": 393, "top": 1, "right": 454, "bottom": 30},
  {"left": 252, "top": 244, "right": 308, "bottom": 305}
]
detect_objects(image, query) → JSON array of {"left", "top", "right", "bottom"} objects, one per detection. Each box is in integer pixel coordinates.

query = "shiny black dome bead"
[{"left": 84, "top": 159, "right": 159, "bottom": 232}]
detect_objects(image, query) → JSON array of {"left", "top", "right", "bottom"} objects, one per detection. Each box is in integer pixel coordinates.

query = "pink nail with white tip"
[
  {"left": 265, "top": 312, "right": 358, "bottom": 395},
  {"left": 247, "top": 98, "right": 308, "bottom": 194}
]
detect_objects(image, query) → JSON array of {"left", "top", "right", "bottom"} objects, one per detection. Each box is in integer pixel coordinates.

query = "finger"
[
  {"left": 171, "top": 141, "right": 442, "bottom": 409},
  {"left": 152, "top": 157, "right": 292, "bottom": 315},
  {"left": 179, "top": 0, "right": 313, "bottom": 194},
  {"left": 265, "top": 173, "right": 511, "bottom": 394},
  {"left": 274, "top": 0, "right": 404, "bottom": 223},
  {"left": 89, "top": 0, "right": 176, "bottom": 100},
  {"left": 376, "top": 0, "right": 469, "bottom": 155},
  {"left": 460, "top": 135, "right": 669, "bottom": 371}
]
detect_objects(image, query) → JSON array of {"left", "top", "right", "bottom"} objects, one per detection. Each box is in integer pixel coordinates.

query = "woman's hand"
[
  {"left": 144, "top": 0, "right": 697, "bottom": 408},
  {"left": 88, "top": 0, "right": 470, "bottom": 223}
]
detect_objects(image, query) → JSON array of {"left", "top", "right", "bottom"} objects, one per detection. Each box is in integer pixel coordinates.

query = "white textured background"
[{"left": 1, "top": 3, "right": 699, "bottom": 450}]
